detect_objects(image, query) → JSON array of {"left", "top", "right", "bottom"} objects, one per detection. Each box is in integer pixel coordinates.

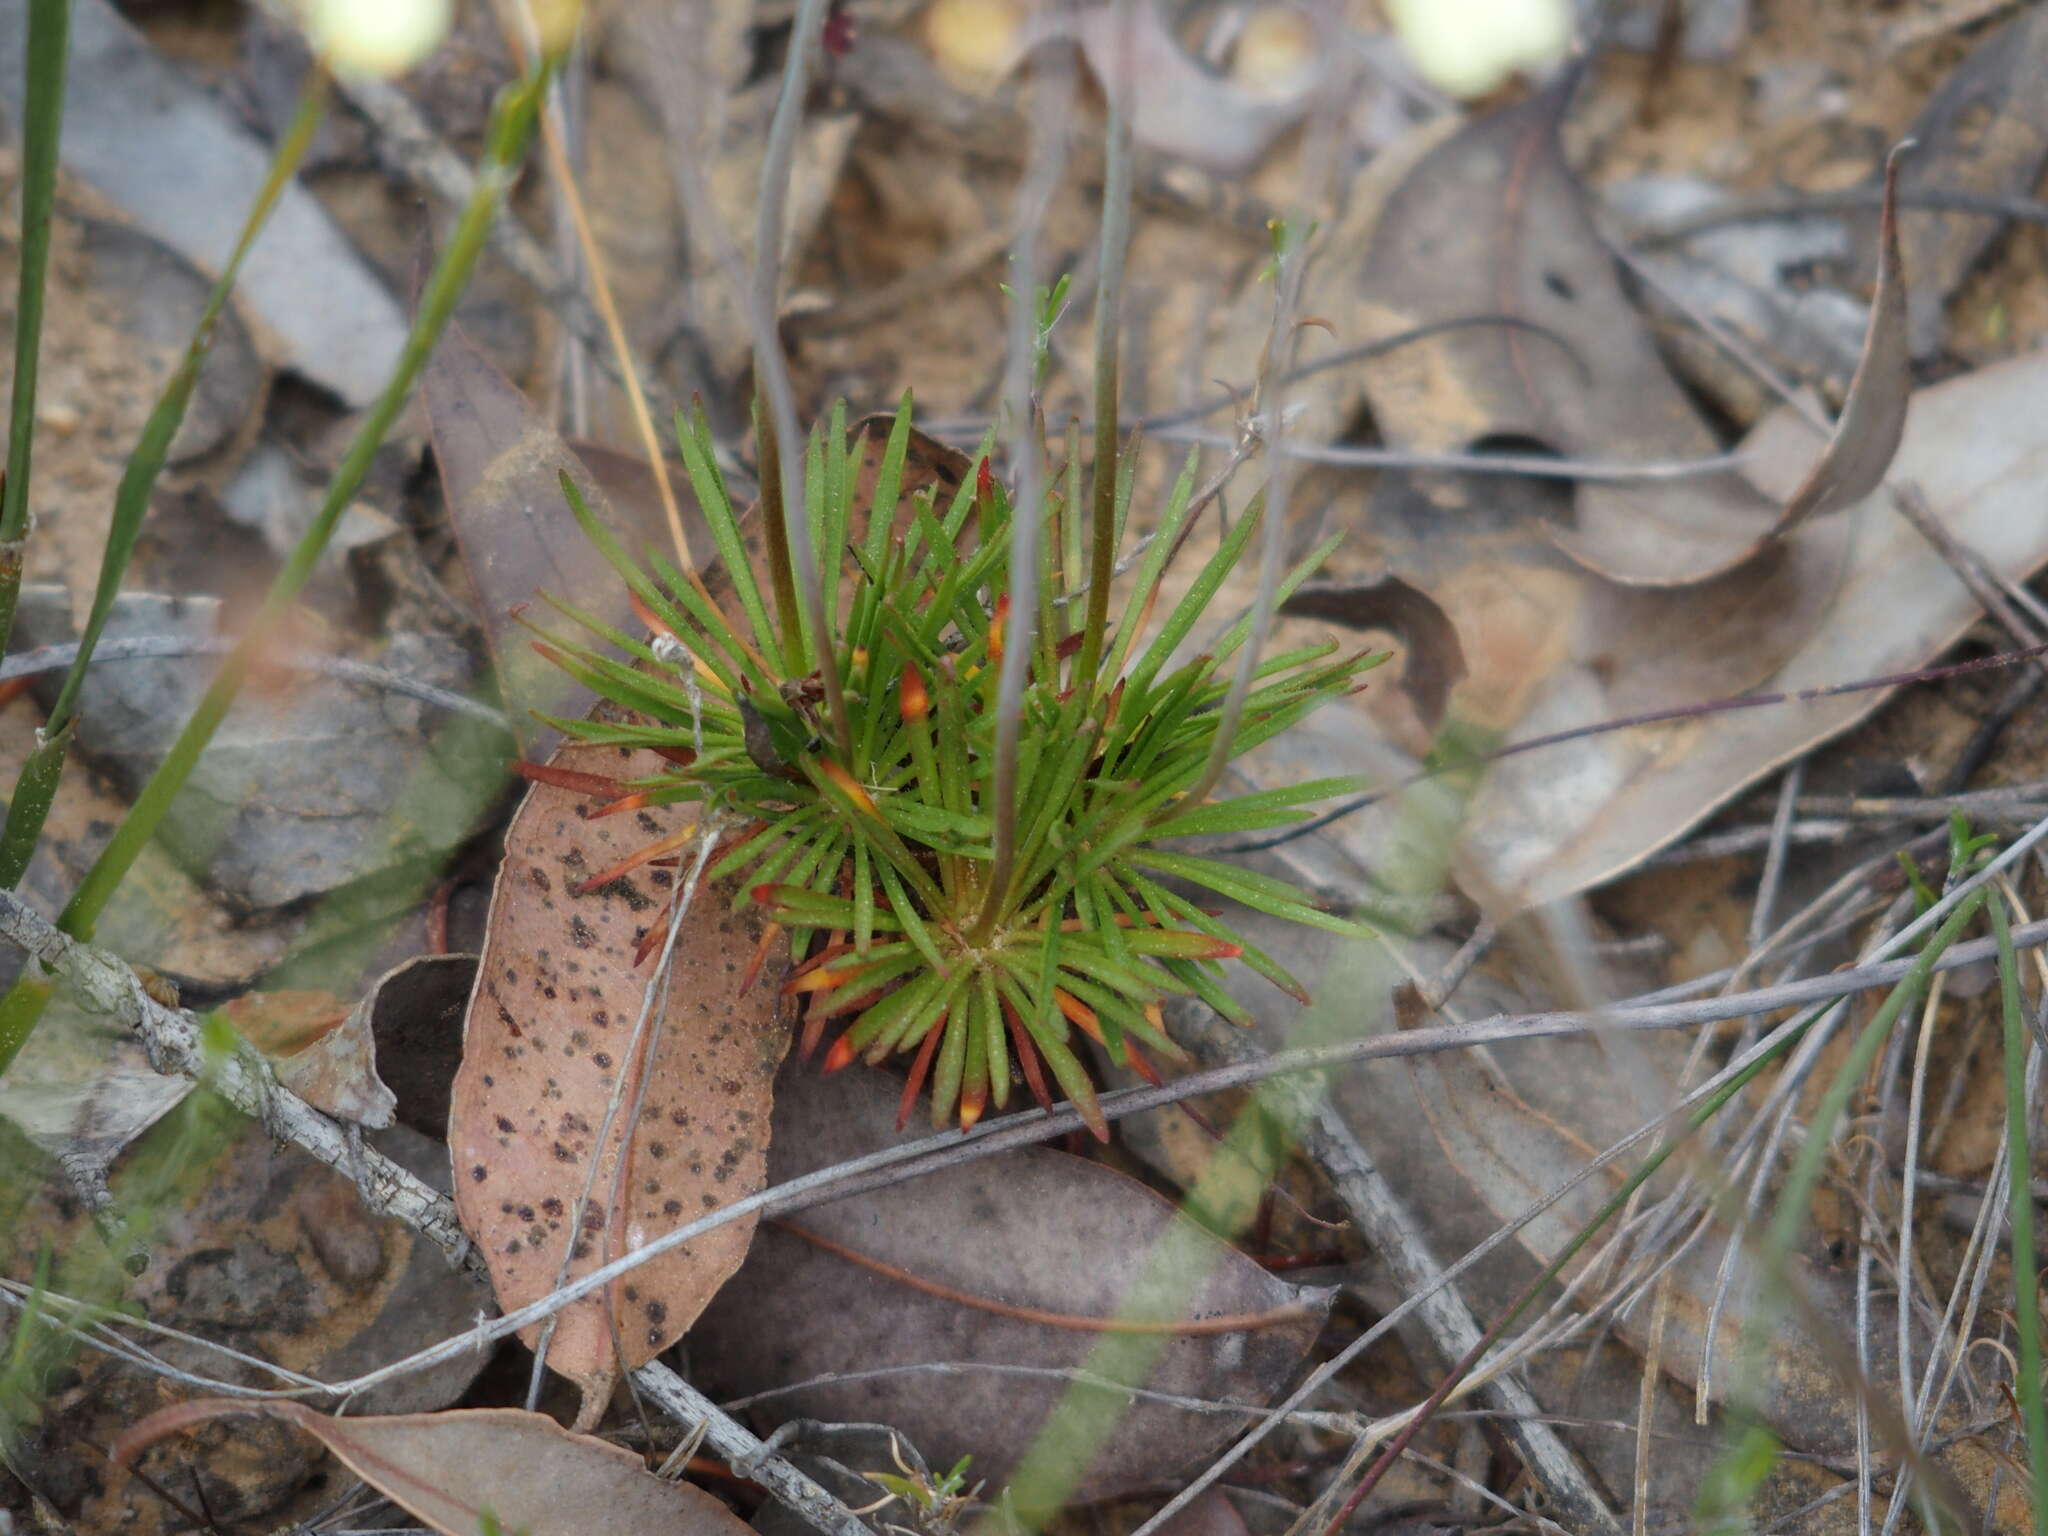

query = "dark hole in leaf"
[{"left": 1462, "top": 432, "right": 1574, "bottom": 529}]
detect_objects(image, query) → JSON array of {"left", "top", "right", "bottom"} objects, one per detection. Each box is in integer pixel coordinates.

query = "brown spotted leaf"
[
  {"left": 451, "top": 744, "right": 787, "bottom": 1422},
  {"left": 114, "top": 1401, "right": 754, "bottom": 1536}
]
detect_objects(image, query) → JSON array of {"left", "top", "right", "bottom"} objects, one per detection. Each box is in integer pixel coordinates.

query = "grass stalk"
[
  {"left": 1992, "top": 895, "right": 2048, "bottom": 1536},
  {"left": 0, "top": 79, "right": 329, "bottom": 890},
  {"left": 749, "top": 0, "right": 850, "bottom": 760},
  {"left": 0, "top": 0, "right": 73, "bottom": 659},
  {"left": 0, "top": 61, "right": 552, "bottom": 1078},
  {"left": 1074, "top": 0, "right": 1134, "bottom": 694}
]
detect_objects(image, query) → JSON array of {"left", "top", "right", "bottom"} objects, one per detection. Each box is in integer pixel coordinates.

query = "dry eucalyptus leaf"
[
  {"left": 1256, "top": 342, "right": 2048, "bottom": 906},
  {"left": 1336, "top": 87, "right": 1778, "bottom": 588},
  {"left": 691, "top": 1067, "right": 1333, "bottom": 1502},
  {"left": 420, "top": 323, "right": 711, "bottom": 755},
  {"left": 114, "top": 1402, "right": 754, "bottom": 1536},
  {"left": 451, "top": 745, "right": 786, "bottom": 1424},
  {"left": 1467, "top": 344, "right": 2048, "bottom": 904}
]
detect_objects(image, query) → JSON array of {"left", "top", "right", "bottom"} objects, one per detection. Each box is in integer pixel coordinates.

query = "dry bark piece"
[
  {"left": 451, "top": 745, "right": 786, "bottom": 1424},
  {"left": 691, "top": 1067, "right": 1332, "bottom": 1502},
  {"left": 114, "top": 1402, "right": 754, "bottom": 1536}
]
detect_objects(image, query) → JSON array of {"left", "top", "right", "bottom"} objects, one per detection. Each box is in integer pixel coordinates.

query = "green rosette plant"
[{"left": 530, "top": 395, "right": 1383, "bottom": 1134}]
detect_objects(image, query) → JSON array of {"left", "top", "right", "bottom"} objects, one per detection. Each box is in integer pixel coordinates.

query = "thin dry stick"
[
  {"left": 1134, "top": 810, "right": 2048, "bottom": 1536},
  {"left": 490, "top": 0, "right": 692, "bottom": 574}
]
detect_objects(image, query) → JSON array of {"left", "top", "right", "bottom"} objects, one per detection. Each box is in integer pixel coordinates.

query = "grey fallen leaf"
[
  {"left": 0, "top": 0, "right": 407, "bottom": 405},
  {"left": 691, "top": 1066, "right": 1333, "bottom": 1504},
  {"left": 13, "top": 586, "right": 503, "bottom": 910}
]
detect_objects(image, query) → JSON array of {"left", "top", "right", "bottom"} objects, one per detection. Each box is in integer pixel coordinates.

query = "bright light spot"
[
  {"left": 304, "top": 0, "right": 455, "bottom": 77},
  {"left": 1385, "top": 0, "right": 1572, "bottom": 99}
]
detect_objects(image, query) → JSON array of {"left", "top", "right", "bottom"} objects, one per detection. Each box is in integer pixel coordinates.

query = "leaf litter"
[
  {"left": 23, "top": 0, "right": 2048, "bottom": 1530},
  {"left": 450, "top": 742, "right": 786, "bottom": 1424},
  {"left": 690, "top": 1065, "right": 1333, "bottom": 1502}
]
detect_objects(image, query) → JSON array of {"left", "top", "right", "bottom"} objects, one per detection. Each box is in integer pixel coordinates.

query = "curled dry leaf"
[
  {"left": 114, "top": 1401, "right": 754, "bottom": 1536},
  {"left": 1337, "top": 91, "right": 1910, "bottom": 590},
  {"left": 1766, "top": 141, "right": 1913, "bottom": 530},
  {"left": 358, "top": 952, "right": 478, "bottom": 1142},
  {"left": 221, "top": 988, "right": 396, "bottom": 1128},
  {"left": 691, "top": 1067, "right": 1333, "bottom": 1502},
  {"left": 1336, "top": 87, "right": 1774, "bottom": 588},
  {"left": 1863, "top": 6, "right": 2048, "bottom": 359},
  {"left": 451, "top": 745, "right": 787, "bottom": 1424}
]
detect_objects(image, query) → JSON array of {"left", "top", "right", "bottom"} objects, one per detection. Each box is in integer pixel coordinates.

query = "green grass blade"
[
  {"left": 0, "top": 0, "right": 73, "bottom": 658},
  {"left": 1992, "top": 895, "right": 2048, "bottom": 1536},
  {"left": 0, "top": 79, "right": 329, "bottom": 889},
  {"left": 0, "top": 61, "right": 555, "bottom": 1079}
]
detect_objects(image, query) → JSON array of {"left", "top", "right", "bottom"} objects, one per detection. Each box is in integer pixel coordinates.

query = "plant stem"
[
  {"left": 0, "top": 79, "right": 329, "bottom": 891},
  {"left": 749, "top": 0, "right": 851, "bottom": 760},
  {"left": 974, "top": 43, "right": 1078, "bottom": 945},
  {"left": 753, "top": 401, "right": 806, "bottom": 675},
  {"left": 0, "top": 0, "right": 73, "bottom": 660},
  {"left": 1992, "top": 896, "right": 2048, "bottom": 1536},
  {"left": 0, "top": 63, "right": 552, "bottom": 1079}
]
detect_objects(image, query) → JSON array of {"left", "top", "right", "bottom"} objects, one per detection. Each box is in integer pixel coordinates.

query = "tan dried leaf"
[
  {"left": 114, "top": 1401, "right": 753, "bottom": 1536},
  {"left": 451, "top": 745, "right": 786, "bottom": 1422}
]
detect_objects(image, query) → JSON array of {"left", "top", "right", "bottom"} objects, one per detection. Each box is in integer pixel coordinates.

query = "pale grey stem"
[
  {"left": 983, "top": 39, "right": 1079, "bottom": 931},
  {"left": 1184, "top": 77, "right": 1343, "bottom": 808},
  {"left": 720, "top": 1360, "right": 1357, "bottom": 1431}
]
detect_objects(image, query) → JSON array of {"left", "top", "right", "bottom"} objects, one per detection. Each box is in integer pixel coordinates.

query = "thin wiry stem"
[
  {"left": 975, "top": 46, "right": 1077, "bottom": 943},
  {"left": 1186, "top": 69, "right": 1345, "bottom": 808},
  {"left": 750, "top": 0, "right": 851, "bottom": 759}
]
